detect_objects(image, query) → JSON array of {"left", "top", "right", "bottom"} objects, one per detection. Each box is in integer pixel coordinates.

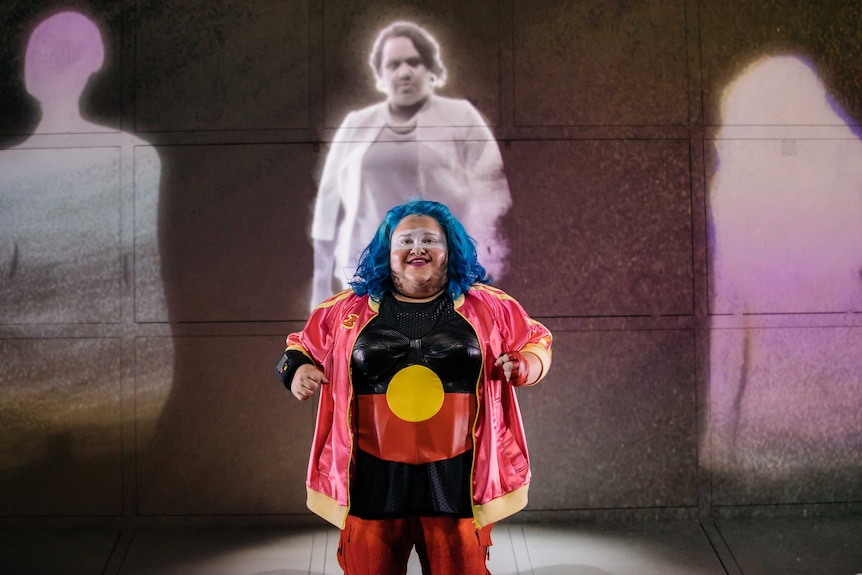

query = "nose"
[{"left": 397, "top": 63, "right": 413, "bottom": 78}]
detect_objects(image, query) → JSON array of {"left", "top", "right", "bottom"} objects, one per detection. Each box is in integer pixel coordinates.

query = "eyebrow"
[{"left": 385, "top": 56, "right": 424, "bottom": 67}]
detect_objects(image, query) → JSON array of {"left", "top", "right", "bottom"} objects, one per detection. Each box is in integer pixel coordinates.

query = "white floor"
[
  {"left": 2, "top": 516, "right": 861, "bottom": 575},
  {"left": 115, "top": 522, "right": 729, "bottom": 575}
]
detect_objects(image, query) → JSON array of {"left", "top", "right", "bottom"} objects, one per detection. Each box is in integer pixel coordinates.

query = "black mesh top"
[
  {"left": 349, "top": 292, "right": 482, "bottom": 518},
  {"left": 351, "top": 292, "right": 481, "bottom": 395}
]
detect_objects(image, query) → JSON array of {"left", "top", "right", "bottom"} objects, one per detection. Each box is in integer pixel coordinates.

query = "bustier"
[
  {"left": 350, "top": 293, "right": 482, "bottom": 464},
  {"left": 351, "top": 319, "right": 481, "bottom": 394}
]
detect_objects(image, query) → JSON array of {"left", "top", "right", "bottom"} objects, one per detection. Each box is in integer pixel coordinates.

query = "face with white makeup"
[{"left": 389, "top": 215, "right": 449, "bottom": 301}]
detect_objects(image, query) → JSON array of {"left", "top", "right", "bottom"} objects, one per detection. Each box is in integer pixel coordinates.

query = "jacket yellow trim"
[
  {"left": 521, "top": 342, "right": 552, "bottom": 383},
  {"left": 469, "top": 283, "right": 515, "bottom": 300},
  {"left": 307, "top": 487, "right": 348, "bottom": 529},
  {"left": 315, "top": 289, "right": 353, "bottom": 310},
  {"left": 472, "top": 483, "right": 529, "bottom": 528},
  {"left": 284, "top": 344, "right": 315, "bottom": 363}
]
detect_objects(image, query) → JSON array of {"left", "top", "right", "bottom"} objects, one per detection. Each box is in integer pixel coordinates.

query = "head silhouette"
[{"left": 24, "top": 11, "right": 104, "bottom": 105}]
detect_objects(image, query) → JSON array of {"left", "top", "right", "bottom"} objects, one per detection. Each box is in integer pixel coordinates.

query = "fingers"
[
  {"left": 293, "top": 383, "right": 312, "bottom": 401},
  {"left": 494, "top": 353, "right": 513, "bottom": 381},
  {"left": 494, "top": 351, "right": 530, "bottom": 387},
  {"left": 292, "top": 375, "right": 319, "bottom": 400},
  {"left": 292, "top": 365, "right": 327, "bottom": 401}
]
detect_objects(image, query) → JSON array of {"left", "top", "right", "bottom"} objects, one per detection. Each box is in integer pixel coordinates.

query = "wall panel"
[
  {"left": 522, "top": 329, "right": 698, "bottom": 510},
  {"left": 135, "top": 0, "right": 311, "bottom": 132},
  {"left": 136, "top": 335, "right": 310, "bottom": 515},
  {"left": 0, "top": 338, "right": 122, "bottom": 515},
  {"left": 512, "top": 0, "right": 689, "bottom": 127},
  {"left": 499, "top": 139, "right": 693, "bottom": 317}
]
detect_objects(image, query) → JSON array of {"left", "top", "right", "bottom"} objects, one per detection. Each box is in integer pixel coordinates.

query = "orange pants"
[{"left": 337, "top": 515, "right": 493, "bottom": 575}]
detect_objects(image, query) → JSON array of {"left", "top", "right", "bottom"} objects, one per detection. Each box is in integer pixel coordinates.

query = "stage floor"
[{"left": 2, "top": 516, "right": 860, "bottom": 574}]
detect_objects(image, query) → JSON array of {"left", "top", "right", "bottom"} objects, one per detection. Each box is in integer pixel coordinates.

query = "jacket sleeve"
[
  {"left": 285, "top": 290, "right": 350, "bottom": 367},
  {"left": 481, "top": 286, "right": 553, "bottom": 383}
]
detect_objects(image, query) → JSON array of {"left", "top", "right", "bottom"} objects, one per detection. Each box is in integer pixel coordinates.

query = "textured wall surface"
[{"left": 1, "top": 0, "right": 860, "bottom": 525}]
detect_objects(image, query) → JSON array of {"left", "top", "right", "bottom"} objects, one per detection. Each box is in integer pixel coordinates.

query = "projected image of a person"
[
  {"left": 709, "top": 55, "right": 862, "bottom": 479},
  {"left": 0, "top": 11, "right": 170, "bottom": 469},
  {"left": 278, "top": 200, "right": 552, "bottom": 574},
  {"left": 310, "top": 21, "right": 512, "bottom": 309},
  {"left": 1, "top": 11, "right": 166, "bottom": 325},
  {"left": 1, "top": 12, "right": 115, "bottom": 321}
]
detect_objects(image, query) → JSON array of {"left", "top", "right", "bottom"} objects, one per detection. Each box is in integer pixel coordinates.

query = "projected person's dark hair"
[{"left": 309, "top": 21, "right": 512, "bottom": 311}]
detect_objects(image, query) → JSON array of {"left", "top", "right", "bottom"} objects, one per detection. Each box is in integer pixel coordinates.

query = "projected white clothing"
[
  {"left": 353, "top": 125, "right": 421, "bottom": 255},
  {"left": 311, "top": 95, "right": 511, "bottom": 307}
]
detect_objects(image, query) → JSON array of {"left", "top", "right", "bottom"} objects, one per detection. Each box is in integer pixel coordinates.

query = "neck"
[
  {"left": 388, "top": 96, "right": 429, "bottom": 123},
  {"left": 392, "top": 288, "right": 444, "bottom": 303}
]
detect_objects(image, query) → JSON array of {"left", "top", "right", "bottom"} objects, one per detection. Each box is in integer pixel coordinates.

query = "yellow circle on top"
[{"left": 386, "top": 364, "right": 445, "bottom": 422}]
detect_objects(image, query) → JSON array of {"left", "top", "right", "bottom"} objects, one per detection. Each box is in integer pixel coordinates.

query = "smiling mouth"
[{"left": 408, "top": 258, "right": 429, "bottom": 265}]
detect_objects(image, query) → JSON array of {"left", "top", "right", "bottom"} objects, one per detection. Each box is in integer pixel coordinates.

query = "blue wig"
[{"left": 349, "top": 200, "right": 490, "bottom": 301}]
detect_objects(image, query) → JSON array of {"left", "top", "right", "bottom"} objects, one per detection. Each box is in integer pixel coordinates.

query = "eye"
[{"left": 421, "top": 236, "right": 441, "bottom": 246}]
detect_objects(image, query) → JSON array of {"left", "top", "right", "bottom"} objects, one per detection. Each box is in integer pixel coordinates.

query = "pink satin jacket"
[{"left": 285, "top": 284, "right": 552, "bottom": 528}]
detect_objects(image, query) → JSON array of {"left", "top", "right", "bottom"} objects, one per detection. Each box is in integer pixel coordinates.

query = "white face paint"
[
  {"left": 389, "top": 217, "right": 449, "bottom": 301},
  {"left": 390, "top": 227, "right": 448, "bottom": 253}
]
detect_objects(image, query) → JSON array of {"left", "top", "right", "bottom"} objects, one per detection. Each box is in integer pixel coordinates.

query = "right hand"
[{"left": 291, "top": 364, "right": 328, "bottom": 401}]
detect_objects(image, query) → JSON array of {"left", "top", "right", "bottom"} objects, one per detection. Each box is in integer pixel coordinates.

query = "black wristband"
[{"left": 275, "top": 350, "right": 314, "bottom": 389}]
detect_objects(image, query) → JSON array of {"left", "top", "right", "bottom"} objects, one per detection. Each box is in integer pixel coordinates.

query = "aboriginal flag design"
[{"left": 351, "top": 297, "right": 482, "bottom": 465}]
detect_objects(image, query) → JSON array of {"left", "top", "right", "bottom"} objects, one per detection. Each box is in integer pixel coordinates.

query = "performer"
[
  {"left": 277, "top": 200, "right": 552, "bottom": 574},
  {"left": 310, "top": 21, "right": 511, "bottom": 309}
]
